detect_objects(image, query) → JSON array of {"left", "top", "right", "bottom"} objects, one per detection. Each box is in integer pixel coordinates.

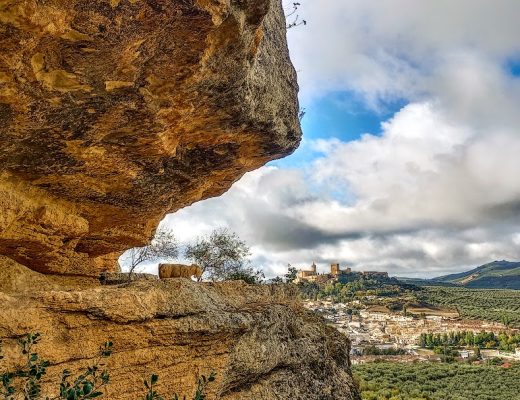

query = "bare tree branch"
[
  {"left": 285, "top": 2, "right": 307, "bottom": 30},
  {"left": 125, "top": 228, "right": 179, "bottom": 279}
]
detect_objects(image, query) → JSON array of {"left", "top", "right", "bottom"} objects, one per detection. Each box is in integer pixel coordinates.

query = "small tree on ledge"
[
  {"left": 184, "top": 228, "right": 252, "bottom": 282},
  {"left": 123, "top": 228, "right": 179, "bottom": 278}
]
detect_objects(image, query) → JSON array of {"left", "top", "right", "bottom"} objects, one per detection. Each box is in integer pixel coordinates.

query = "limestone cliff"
[
  {"left": 0, "top": 0, "right": 301, "bottom": 275},
  {"left": 0, "top": 1, "right": 361, "bottom": 398},
  {"left": 0, "top": 259, "right": 360, "bottom": 400}
]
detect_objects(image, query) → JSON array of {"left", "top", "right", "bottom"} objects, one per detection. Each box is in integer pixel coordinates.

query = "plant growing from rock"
[
  {"left": 184, "top": 228, "right": 252, "bottom": 282},
  {"left": 285, "top": 2, "right": 306, "bottom": 29},
  {"left": 225, "top": 270, "right": 264, "bottom": 285},
  {"left": 0, "top": 332, "right": 52, "bottom": 399},
  {"left": 0, "top": 334, "right": 213, "bottom": 400},
  {"left": 142, "top": 373, "right": 215, "bottom": 400},
  {"left": 122, "top": 228, "right": 179, "bottom": 278},
  {"left": 0, "top": 333, "right": 112, "bottom": 400},
  {"left": 54, "top": 341, "right": 112, "bottom": 400}
]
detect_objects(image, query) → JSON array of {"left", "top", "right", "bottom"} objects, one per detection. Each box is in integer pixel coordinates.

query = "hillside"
[
  {"left": 396, "top": 277, "right": 457, "bottom": 287},
  {"left": 400, "top": 261, "right": 520, "bottom": 289},
  {"left": 435, "top": 260, "right": 520, "bottom": 289}
]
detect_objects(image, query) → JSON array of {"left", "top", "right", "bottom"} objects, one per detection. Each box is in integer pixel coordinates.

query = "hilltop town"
[
  {"left": 294, "top": 263, "right": 520, "bottom": 365},
  {"left": 294, "top": 262, "right": 388, "bottom": 284}
]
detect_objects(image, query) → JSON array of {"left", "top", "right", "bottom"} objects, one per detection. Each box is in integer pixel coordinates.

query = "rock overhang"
[{"left": 0, "top": 0, "right": 302, "bottom": 275}]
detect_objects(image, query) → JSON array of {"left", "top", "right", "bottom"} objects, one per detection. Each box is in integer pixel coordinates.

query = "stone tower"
[
  {"left": 331, "top": 263, "right": 340, "bottom": 275},
  {"left": 311, "top": 262, "right": 317, "bottom": 274}
]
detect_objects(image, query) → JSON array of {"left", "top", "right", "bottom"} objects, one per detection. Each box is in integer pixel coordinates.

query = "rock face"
[
  {"left": 0, "top": 259, "right": 360, "bottom": 400},
  {"left": 0, "top": 2, "right": 360, "bottom": 398},
  {"left": 0, "top": 0, "right": 301, "bottom": 275}
]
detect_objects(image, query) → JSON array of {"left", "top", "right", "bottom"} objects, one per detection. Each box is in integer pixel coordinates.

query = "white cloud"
[
  {"left": 157, "top": 97, "right": 520, "bottom": 278},
  {"left": 302, "top": 102, "right": 520, "bottom": 233},
  {"left": 132, "top": 2, "right": 520, "bottom": 279},
  {"left": 288, "top": 0, "right": 520, "bottom": 105}
]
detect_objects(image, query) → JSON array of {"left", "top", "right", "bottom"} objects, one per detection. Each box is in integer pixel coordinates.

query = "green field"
[
  {"left": 353, "top": 361, "right": 520, "bottom": 400},
  {"left": 417, "top": 286, "right": 520, "bottom": 327}
]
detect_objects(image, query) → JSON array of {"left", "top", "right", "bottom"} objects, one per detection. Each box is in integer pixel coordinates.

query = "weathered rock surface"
[
  {"left": 0, "top": 260, "right": 360, "bottom": 400},
  {"left": 0, "top": 1, "right": 361, "bottom": 398},
  {"left": 100, "top": 271, "right": 159, "bottom": 285},
  {"left": 0, "top": 0, "right": 301, "bottom": 275}
]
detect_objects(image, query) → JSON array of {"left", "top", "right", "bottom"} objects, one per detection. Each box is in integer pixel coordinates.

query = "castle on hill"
[{"left": 293, "top": 262, "right": 388, "bottom": 284}]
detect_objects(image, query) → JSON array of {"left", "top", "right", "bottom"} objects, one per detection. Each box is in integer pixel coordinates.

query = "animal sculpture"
[{"left": 158, "top": 263, "right": 203, "bottom": 280}]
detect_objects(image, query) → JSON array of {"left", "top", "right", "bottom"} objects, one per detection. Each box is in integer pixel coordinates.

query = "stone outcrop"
[
  {"left": 0, "top": 0, "right": 301, "bottom": 275},
  {"left": 0, "top": 1, "right": 361, "bottom": 398},
  {"left": 0, "top": 259, "right": 360, "bottom": 400},
  {"left": 99, "top": 271, "right": 158, "bottom": 285}
]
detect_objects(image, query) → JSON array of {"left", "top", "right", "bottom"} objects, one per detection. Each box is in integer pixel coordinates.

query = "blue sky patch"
[
  {"left": 270, "top": 91, "right": 406, "bottom": 168},
  {"left": 505, "top": 57, "right": 520, "bottom": 77}
]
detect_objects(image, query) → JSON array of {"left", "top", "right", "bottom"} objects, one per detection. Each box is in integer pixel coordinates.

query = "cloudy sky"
[{"left": 142, "top": 1, "right": 520, "bottom": 278}]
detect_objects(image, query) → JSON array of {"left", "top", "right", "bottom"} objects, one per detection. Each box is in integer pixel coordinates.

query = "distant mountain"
[
  {"left": 398, "top": 260, "right": 520, "bottom": 289},
  {"left": 435, "top": 260, "right": 520, "bottom": 289}
]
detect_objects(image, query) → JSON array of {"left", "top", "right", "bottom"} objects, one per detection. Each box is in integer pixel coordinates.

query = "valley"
[
  {"left": 305, "top": 296, "right": 520, "bottom": 363},
  {"left": 299, "top": 269, "right": 520, "bottom": 399}
]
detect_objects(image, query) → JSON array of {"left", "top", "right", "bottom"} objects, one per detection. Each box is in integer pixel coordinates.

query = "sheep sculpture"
[{"left": 158, "top": 263, "right": 203, "bottom": 280}]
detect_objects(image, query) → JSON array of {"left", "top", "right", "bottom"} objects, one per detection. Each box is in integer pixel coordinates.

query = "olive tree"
[
  {"left": 184, "top": 228, "right": 254, "bottom": 282},
  {"left": 285, "top": 264, "right": 298, "bottom": 283}
]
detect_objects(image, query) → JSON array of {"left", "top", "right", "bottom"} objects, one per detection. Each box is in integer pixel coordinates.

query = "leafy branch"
[{"left": 50, "top": 341, "right": 112, "bottom": 400}]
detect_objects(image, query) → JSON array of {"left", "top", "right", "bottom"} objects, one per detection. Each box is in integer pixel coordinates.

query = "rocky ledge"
[{"left": 0, "top": 260, "right": 360, "bottom": 400}]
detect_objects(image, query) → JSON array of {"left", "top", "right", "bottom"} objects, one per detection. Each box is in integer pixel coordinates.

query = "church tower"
[{"left": 311, "top": 262, "right": 317, "bottom": 274}]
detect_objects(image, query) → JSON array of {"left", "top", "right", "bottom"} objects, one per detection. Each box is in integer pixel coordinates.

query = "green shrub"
[
  {"left": 225, "top": 270, "right": 264, "bottom": 285},
  {"left": 142, "top": 373, "right": 215, "bottom": 400},
  {"left": 0, "top": 332, "right": 109, "bottom": 400}
]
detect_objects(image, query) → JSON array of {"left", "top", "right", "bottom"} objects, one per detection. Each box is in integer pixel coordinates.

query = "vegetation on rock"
[
  {"left": 142, "top": 373, "right": 215, "bottom": 400},
  {"left": 0, "top": 333, "right": 112, "bottom": 400},
  {"left": 122, "top": 229, "right": 179, "bottom": 278},
  {"left": 0, "top": 334, "right": 212, "bottom": 400},
  {"left": 184, "top": 228, "right": 258, "bottom": 282}
]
